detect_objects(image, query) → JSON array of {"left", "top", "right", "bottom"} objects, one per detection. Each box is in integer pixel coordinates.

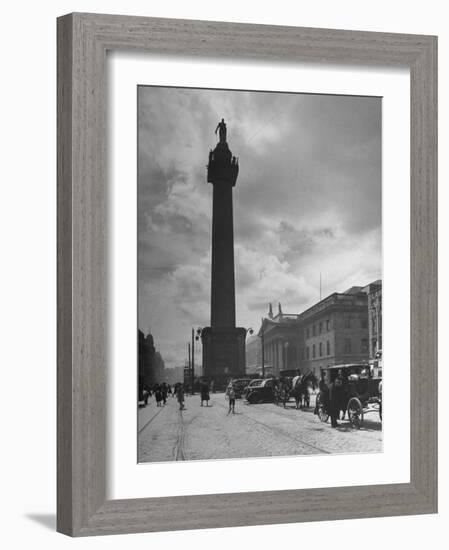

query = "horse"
[{"left": 291, "top": 371, "right": 318, "bottom": 410}]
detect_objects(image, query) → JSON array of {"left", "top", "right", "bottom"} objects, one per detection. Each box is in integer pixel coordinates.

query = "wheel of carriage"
[
  {"left": 347, "top": 397, "right": 364, "bottom": 429},
  {"left": 316, "top": 394, "right": 329, "bottom": 423}
]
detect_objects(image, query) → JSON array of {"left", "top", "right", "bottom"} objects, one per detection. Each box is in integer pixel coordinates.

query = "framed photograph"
[{"left": 57, "top": 13, "right": 437, "bottom": 536}]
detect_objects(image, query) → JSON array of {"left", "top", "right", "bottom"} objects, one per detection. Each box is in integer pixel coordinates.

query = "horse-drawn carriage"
[
  {"left": 316, "top": 363, "right": 382, "bottom": 428},
  {"left": 273, "top": 371, "right": 317, "bottom": 409}
]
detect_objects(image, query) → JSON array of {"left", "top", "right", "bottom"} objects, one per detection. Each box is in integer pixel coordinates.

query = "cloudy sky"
[{"left": 138, "top": 86, "right": 381, "bottom": 369}]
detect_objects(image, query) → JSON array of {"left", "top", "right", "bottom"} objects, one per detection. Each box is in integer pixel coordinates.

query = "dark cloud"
[{"left": 138, "top": 86, "right": 382, "bottom": 368}]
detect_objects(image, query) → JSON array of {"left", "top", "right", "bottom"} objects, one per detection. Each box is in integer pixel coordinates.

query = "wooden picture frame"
[{"left": 57, "top": 12, "right": 437, "bottom": 536}]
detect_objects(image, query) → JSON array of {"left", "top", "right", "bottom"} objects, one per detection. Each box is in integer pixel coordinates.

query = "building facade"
[
  {"left": 299, "top": 289, "right": 370, "bottom": 375},
  {"left": 258, "top": 303, "right": 301, "bottom": 378},
  {"left": 252, "top": 282, "right": 380, "bottom": 378},
  {"left": 138, "top": 330, "right": 166, "bottom": 389},
  {"left": 364, "top": 280, "right": 382, "bottom": 359}
]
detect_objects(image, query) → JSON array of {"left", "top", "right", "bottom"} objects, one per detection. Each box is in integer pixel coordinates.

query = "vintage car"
[
  {"left": 245, "top": 378, "right": 278, "bottom": 404},
  {"left": 242, "top": 378, "right": 263, "bottom": 398},
  {"left": 316, "top": 363, "right": 382, "bottom": 428}
]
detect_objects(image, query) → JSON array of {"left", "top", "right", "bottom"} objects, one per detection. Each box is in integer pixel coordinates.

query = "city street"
[{"left": 138, "top": 392, "right": 382, "bottom": 462}]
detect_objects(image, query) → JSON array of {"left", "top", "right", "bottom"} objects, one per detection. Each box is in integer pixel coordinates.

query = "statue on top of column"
[{"left": 215, "top": 118, "right": 227, "bottom": 144}]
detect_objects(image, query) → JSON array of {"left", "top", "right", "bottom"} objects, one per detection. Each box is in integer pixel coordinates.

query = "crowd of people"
[
  {"left": 141, "top": 382, "right": 187, "bottom": 410},
  {"left": 140, "top": 380, "right": 239, "bottom": 413}
]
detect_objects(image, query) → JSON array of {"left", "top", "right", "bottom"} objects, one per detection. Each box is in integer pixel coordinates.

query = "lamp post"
[{"left": 191, "top": 328, "right": 195, "bottom": 395}]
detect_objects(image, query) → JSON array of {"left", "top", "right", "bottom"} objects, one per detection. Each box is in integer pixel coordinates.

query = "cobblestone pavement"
[{"left": 138, "top": 392, "right": 382, "bottom": 463}]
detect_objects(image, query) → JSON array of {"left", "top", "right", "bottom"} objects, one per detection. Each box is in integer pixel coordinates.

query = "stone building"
[
  {"left": 252, "top": 282, "right": 379, "bottom": 377},
  {"left": 138, "top": 330, "right": 154, "bottom": 392},
  {"left": 363, "top": 280, "right": 382, "bottom": 358},
  {"left": 138, "top": 330, "right": 165, "bottom": 389},
  {"left": 299, "top": 288, "right": 370, "bottom": 376},
  {"left": 257, "top": 303, "right": 301, "bottom": 378}
]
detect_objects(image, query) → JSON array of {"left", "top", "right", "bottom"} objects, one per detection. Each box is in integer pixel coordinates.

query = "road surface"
[{"left": 138, "top": 392, "right": 382, "bottom": 463}]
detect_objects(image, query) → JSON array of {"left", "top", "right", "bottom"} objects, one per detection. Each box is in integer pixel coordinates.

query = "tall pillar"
[{"left": 201, "top": 120, "right": 246, "bottom": 388}]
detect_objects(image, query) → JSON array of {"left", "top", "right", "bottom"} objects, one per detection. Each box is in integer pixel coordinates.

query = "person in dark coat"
[
  {"left": 155, "top": 385, "right": 162, "bottom": 407},
  {"left": 200, "top": 381, "right": 210, "bottom": 407},
  {"left": 161, "top": 382, "right": 168, "bottom": 405},
  {"left": 328, "top": 371, "right": 345, "bottom": 427},
  {"left": 177, "top": 384, "right": 185, "bottom": 410}
]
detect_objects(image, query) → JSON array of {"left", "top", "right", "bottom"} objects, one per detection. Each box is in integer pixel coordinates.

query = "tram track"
[
  {"left": 216, "top": 398, "right": 330, "bottom": 455},
  {"left": 174, "top": 409, "right": 186, "bottom": 461},
  {"left": 138, "top": 405, "right": 166, "bottom": 435},
  {"left": 174, "top": 408, "right": 201, "bottom": 461}
]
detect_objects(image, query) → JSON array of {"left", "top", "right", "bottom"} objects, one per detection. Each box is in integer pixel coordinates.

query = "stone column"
[{"left": 201, "top": 126, "right": 246, "bottom": 388}]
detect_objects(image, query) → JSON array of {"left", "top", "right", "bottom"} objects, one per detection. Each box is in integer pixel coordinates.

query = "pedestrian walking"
[
  {"left": 177, "top": 384, "right": 185, "bottom": 411},
  {"left": 226, "top": 382, "right": 236, "bottom": 415},
  {"left": 200, "top": 381, "right": 210, "bottom": 407},
  {"left": 143, "top": 388, "right": 149, "bottom": 406},
  {"left": 155, "top": 385, "right": 162, "bottom": 407}
]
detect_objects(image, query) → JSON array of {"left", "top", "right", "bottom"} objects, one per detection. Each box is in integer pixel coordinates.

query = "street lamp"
[
  {"left": 190, "top": 328, "right": 197, "bottom": 395},
  {"left": 260, "top": 317, "right": 265, "bottom": 379}
]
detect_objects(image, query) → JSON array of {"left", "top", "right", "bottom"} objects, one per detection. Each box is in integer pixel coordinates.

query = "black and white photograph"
[
  {"left": 0, "top": 0, "right": 442, "bottom": 544},
  {"left": 137, "top": 85, "right": 383, "bottom": 463}
]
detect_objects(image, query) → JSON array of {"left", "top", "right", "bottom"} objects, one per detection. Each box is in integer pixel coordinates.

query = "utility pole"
[
  {"left": 188, "top": 342, "right": 191, "bottom": 391},
  {"left": 261, "top": 316, "right": 265, "bottom": 379},
  {"left": 191, "top": 328, "right": 195, "bottom": 395}
]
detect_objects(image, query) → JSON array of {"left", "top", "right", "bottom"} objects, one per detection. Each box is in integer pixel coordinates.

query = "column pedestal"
[{"left": 201, "top": 326, "right": 246, "bottom": 389}]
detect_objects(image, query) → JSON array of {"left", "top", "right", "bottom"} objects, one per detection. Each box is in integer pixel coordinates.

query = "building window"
[
  {"left": 361, "top": 338, "right": 368, "bottom": 353},
  {"left": 326, "top": 319, "right": 330, "bottom": 331},
  {"left": 344, "top": 338, "right": 351, "bottom": 354},
  {"left": 312, "top": 344, "right": 316, "bottom": 358},
  {"left": 306, "top": 346, "right": 309, "bottom": 360},
  {"left": 306, "top": 328, "right": 309, "bottom": 339},
  {"left": 326, "top": 340, "right": 330, "bottom": 355},
  {"left": 319, "top": 322, "right": 323, "bottom": 334},
  {"left": 361, "top": 318, "right": 368, "bottom": 329},
  {"left": 344, "top": 317, "right": 351, "bottom": 329},
  {"left": 319, "top": 342, "right": 323, "bottom": 357},
  {"left": 312, "top": 325, "right": 316, "bottom": 336}
]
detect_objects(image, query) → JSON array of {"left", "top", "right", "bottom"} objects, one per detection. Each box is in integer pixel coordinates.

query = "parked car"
[
  {"left": 243, "top": 378, "right": 263, "bottom": 398},
  {"left": 246, "top": 378, "right": 278, "bottom": 404}
]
